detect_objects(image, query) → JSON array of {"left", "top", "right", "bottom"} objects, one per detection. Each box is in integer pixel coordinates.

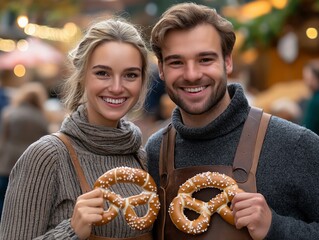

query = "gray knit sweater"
[
  {"left": 0, "top": 105, "right": 151, "bottom": 239},
  {"left": 146, "top": 83, "right": 319, "bottom": 240}
]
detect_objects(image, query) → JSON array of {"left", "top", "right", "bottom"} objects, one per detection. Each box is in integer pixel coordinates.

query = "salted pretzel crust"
[
  {"left": 94, "top": 167, "right": 160, "bottom": 230},
  {"left": 169, "top": 172, "right": 243, "bottom": 235}
]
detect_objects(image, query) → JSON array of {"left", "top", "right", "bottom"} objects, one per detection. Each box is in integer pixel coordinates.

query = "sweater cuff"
[
  {"left": 264, "top": 209, "right": 281, "bottom": 240},
  {"left": 54, "top": 219, "right": 79, "bottom": 240}
]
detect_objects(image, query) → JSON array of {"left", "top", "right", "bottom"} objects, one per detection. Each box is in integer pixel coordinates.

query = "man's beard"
[{"left": 166, "top": 72, "right": 228, "bottom": 115}]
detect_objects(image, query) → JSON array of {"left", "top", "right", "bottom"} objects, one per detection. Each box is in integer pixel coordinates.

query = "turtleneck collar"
[
  {"left": 59, "top": 105, "right": 143, "bottom": 155},
  {"left": 171, "top": 83, "right": 250, "bottom": 140}
]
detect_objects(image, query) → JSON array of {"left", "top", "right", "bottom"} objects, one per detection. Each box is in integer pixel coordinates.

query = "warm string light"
[
  {"left": 13, "top": 64, "right": 26, "bottom": 77},
  {"left": 0, "top": 14, "right": 75, "bottom": 76},
  {"left": 0, "top": 39, "right": 16, "bottom": 52},
  {"left": 0, "top": 14, "right": 81, "bottom": 53},
  {"left": 24, "top": 22, "right": 80, "bottom": 43},
  {"left": 306, "top": 27, "right": 318, "bottom": 39},
  {"left": 17, "top": 15, "right": 29, "bottom": 28}
]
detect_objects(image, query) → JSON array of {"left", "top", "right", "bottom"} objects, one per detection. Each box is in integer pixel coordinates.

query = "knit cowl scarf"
[{"left": 59, "top": 105, "right": 144, "bottom": 157}]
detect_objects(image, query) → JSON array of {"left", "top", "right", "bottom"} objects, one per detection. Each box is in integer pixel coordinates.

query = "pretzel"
[
  {"left": 169, "top": 172, "right": 243, "bottom": 235},
  {"left": 93, "top": 167, "right": 160, "bottom": 230}
]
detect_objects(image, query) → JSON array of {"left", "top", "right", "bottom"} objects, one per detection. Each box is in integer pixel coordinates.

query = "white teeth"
[
  {"left": 103, "top": 97, "right": 126, "bottom": 104},
  {"left": 184, "top": 86, "right": 205, "bottom": 93}
]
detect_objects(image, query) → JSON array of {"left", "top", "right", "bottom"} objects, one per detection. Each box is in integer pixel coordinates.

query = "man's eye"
[
  {"left": 169, "top": 61, "right": 183, "bottom": 66},
  {"left": 200, "top": 58, "right": 213, "bottom": 63}
]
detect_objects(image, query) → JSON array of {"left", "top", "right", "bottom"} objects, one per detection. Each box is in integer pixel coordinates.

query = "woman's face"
[{"left": 85, "top": 41, "right": 143, "bottom": 127}]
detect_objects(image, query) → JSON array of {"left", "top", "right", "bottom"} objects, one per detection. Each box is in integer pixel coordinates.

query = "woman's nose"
[{"left": 109, "top": 77, "right": 124, "bottom": 93}]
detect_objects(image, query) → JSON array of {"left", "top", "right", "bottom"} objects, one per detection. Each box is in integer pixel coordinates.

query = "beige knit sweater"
[{"left": 0, "top": 105, "right": 151, "bottom": 239}]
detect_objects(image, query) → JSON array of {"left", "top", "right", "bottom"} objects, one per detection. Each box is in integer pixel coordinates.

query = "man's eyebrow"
[
  {"left": 163, "top": 54, "right": 181, "bottom": 62},
  {"left": 163, "top": 51, "right": 219, "bottom": 62},
  {"left": 198, "top": 51, "right": 218, "bottom": 58}
]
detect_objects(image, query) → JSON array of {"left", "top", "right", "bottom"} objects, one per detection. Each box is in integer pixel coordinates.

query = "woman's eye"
[
  {"left": 125, "top": 72, "right": 139, "bottom": 79},
  {"left": 95, "top": 71, "right": 109, "bottom": 77}
]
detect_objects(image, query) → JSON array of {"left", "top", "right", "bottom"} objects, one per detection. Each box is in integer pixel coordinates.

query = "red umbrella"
[{"left": 0, "top": 38, "right": 64, "bottom": 70}]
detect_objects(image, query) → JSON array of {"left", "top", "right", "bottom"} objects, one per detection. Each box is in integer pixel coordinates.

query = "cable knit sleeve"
[
  {"left": 34, "top": 219, "right": 78, "bottom": 240},
  {"left": 0, "top": 136, "right": 79, "bottom": 240},
  {"left": 145, "top": 129, "right": 164, "bottom": 187},
  {"left": 264, "top": 127, "right": 319, "bottom": 239}
]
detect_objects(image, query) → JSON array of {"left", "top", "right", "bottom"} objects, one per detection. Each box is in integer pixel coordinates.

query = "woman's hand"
[{"left": 71, "top": 188, "right": 104, "bottom": 239}]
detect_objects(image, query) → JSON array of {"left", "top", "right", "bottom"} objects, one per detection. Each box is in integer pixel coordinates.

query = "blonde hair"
[
  {"left": 150, "top": 2, "right": 236, "bottom": 62},
  {"left": 61, "top": 18, "right": 150, "bottom": 113}
]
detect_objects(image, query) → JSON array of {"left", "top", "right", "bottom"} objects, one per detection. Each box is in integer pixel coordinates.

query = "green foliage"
[
  {"left": 0, "top": 0, "right": 81, "bottom": 25},
  {"left": 230, "top": 0, "right": 301, "bottom": 51}
]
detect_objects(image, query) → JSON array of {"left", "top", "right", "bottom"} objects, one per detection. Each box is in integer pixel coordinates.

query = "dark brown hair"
[{"left": 150, "top": 2, "right": 236, "bottom": 62}]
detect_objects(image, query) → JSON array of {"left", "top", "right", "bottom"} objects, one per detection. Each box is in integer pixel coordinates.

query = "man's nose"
[{"left": 183, "top": 62, "right": 202, "bottom": 81}]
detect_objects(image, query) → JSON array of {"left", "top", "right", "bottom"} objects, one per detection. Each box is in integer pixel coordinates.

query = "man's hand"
[{"left": 232, "top": 192, "right": 272, "bottom": 240}]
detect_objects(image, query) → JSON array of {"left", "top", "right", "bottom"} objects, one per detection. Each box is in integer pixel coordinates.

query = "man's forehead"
[{"left": 161, "top": 25, "right": 222, "bottom": 60}]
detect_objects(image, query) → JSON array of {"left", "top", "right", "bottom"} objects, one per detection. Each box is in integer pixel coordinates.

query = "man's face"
[{"left": 158, "top": 23, "right": 233, "bottom": 126}]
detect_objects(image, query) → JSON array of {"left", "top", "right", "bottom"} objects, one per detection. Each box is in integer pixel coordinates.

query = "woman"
[{"left": 0, "top": 18, "right": 152, "bottom": 239}]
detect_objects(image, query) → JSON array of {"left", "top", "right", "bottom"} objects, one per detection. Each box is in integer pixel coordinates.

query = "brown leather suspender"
[
  {"left": 52, "top": 132, "right": 91, "bottom": 193},
  {"left": 251, "top": 110, "right": 271, "bottom": 175},
  {"left": 159, "top": 107, "right": 271, "bottom": 186}
]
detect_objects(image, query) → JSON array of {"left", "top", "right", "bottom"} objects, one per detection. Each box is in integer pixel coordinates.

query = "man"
[{"left": 145, "top": 2, "right": 319, "bottom": 240}]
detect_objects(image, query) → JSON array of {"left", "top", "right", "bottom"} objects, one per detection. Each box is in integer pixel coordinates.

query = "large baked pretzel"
[
  {"left": 169, "top": 171, "right": 243, "bottom": 235},
  {"left": 93, "top": 167, "right": 160, "bottom": 230}
]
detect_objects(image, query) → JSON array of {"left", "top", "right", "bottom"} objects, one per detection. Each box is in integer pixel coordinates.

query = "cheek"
[
  {"left": 131, "top": 81, "right": 143, "bottom": 100},
  {"left": 85, "top": 82, "right": 95, "bottom": 97},
  {"left": 87, "top": 71, "right": 103, "bottom": 87},
  {"left": 162, "top": 68, "right": 180, "bottom": 84},
  {"left": 208, "top": 64, "right": 227, "bottom": 79},
  {"left": 85, "top": 77, "right": 103, "bottom": 100}
]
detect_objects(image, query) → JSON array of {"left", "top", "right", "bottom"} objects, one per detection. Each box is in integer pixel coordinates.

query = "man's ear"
[
  {"left": 225, "top": 55, "right": 233, "bottom": 75},
  {"left": 158, "top": 61, "right": 164, "bottom": 80}
]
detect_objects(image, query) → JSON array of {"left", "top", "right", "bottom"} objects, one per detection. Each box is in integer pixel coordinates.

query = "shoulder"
[
  {"left": 145, "top": 125, "right": 168, "bottom": 153},
  {"left": 266, "top": 115, "right": 319, "bottom": 152},
  {"left": 268, "top": 115, "right": 313, "bottom": 136},
  {"left": 29, "top": 134, "right": 67, "bottom": 154},
  {"left": 12, "top": 134, "right": 67, "bottom": 174}
]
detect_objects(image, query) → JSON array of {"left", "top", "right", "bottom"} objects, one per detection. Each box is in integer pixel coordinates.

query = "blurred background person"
[
  {"left": 0, "top": 78, "right": 10, "bottom": 123},
  {"left": 301, "top": 59, "right": 319, "bottom": 135},
  {"left": 269, "top": 97, "right": 302, "bottom": 124},
  {"left": 0, "top": 81, "right": 50, "bottom": 220}
]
